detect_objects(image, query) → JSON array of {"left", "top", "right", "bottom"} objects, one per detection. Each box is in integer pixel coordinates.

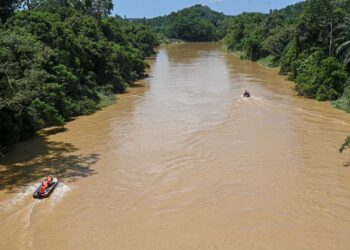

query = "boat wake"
[
  {"left": 0, "top": 181, "right": 71, "bottom": 214},
  {"left": 0, "top": 184, "right": 39, "bottom": 212},
  {"left": 48, "top": 182, "right": 71, "bottom": 207},
  {"left": 0, "top": 198, "right": 40, "bottom": 249},
  {"left": 0, "top": 181, "right": 72, "bottom": 248}
]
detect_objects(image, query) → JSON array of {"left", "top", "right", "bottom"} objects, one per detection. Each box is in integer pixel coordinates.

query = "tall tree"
[
  {"left": 0, "top": 0, "right": 22, "bottom": 22},
  {"left": 299, "top": 0, "right": 343, "bottom": 56},
  {"left": 334, "top": 7, "right": 350, "bottom": 68},
  {"left": 84, "top": 0, "right": 113, "bottom": 20}
]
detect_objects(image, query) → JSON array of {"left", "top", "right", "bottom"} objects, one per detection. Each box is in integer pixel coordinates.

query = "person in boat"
[
  {"left": 40, "top": 181, "right": 49, "bottom": 194},
  {"left": 243, "top": 89, "right": 251, "bottom": 97},
  {"left": 47, "top": 174, "right": 53, "bottom": 186}
]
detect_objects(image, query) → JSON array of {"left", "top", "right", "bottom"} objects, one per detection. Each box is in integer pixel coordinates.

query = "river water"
[{"left": 1, "top": 42, "right": 350, "bottom": 249}]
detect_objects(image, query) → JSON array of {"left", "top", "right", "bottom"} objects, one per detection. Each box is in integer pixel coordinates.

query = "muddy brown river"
[{"left": 1, "top": 42, "right": 350, "bottom": 249}]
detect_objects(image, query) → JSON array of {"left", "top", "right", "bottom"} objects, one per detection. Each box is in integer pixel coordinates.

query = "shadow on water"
[
  {"left": 0, "top": 131, "right": 98, "bottom": 193},
  {"left": 40, "top": 127, "right": 68, "bottom": 136}
]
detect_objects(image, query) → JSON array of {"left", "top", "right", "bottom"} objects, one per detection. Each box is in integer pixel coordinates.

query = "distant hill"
[
  {"left": 132, "top": 3, "right": 306, "bottom": 42},
  {"left": 134, "top": 5, "right": 230, "bottom": 42}
]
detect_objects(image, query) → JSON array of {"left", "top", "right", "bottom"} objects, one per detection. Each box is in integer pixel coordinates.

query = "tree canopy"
[
  {"left": 136, "top": 5, "right": 230, "bottom": 42},
  {"left": 0, "top": 1, "right": 159, "bottom": 150}
]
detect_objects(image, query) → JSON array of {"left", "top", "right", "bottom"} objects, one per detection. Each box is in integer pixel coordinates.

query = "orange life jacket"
[
  {"left": 47, "top": 176, "right": 53, "bottom": 183},
  {"left": 40, "top": 185, "right": 46, "bottom": 193},
  {"left": 43, "top": 181, "right": 49, "bottom": 188}
]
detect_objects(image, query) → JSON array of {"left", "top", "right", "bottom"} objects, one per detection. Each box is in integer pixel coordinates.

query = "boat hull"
[{"left": 33, "top": 178, "right": 58, "bottom": 199}]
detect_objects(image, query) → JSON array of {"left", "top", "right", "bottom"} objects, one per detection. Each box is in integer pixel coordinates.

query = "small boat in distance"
[
  {"left": 243, "top": 90, "right": 251, "bottom": 98},
  {"left": 33, "top": 176, "right": 59, "bottom": 199}
]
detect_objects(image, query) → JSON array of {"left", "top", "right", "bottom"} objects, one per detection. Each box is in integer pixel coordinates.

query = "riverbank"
[
  {"left": 227, "top": 49, "right": 280, "bottom": 70},
  {"left": 227, "top": 48, "right": 350, "bottom": 113},
  {"left": 0, "top": 7, "right": 160, "bottom": 153},
  {"left": 0, "top": 74, "right": 152, "bottom": 158}
]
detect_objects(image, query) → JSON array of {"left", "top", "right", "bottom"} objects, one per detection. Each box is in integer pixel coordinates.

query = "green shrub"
[
  {"left": 28, "top": 99, "right": 65, "bottom": 129},
  {"left": 295, "top": 52, "right": 348, "bottom": 100},
  {"left": 333, "top": 87, "right": 350, "bottom": 112},
  {"left": 73, "top": 98, "right": 97, "bottom": 115},
  {"left": 96, "top": 93, "right": 116, "bottom": 109}
]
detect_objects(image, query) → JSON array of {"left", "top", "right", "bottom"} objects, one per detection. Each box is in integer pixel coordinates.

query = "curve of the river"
[{"left": 1, "top": 42, "right": 350, "bottom": 249}]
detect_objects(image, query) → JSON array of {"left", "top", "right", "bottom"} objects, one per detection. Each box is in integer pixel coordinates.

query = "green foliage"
[
  {"left": 0, "top": 0, "right": 22, "bottom": 23},
  {"left": 0, "top": 28, "right": 60, "bottom": 145},
  {"left": 224, "top": 0, "right": 350, "bottom": 108},
  {"left": 257, "top": 55, "right": 277, "bottom": 68},
  {"left": 113, "top": 18, "right": 159, "bottom": 57},
  {"left": 28, "top": 99, "right": 65, "bottom": 128},
  {"left": 96, "top": 93, "right": 116, "bottom": 109},
  {"left": 333, "top": 87, "right": 350, "bottom": 112},
  {"left": 339, "top": 136, "right": 350, "bottom": 153},
  {"left": 224, "top": 12, "right": 266, "bottom": 59},
  {"left": 24, "top": 0, "right": 113, "bottom": 20},
  {"left": 165, "top": 7, "right": 216, "bottom": 42},
  {"left": 295, "top": 52, "right": 348, "bottom": 100},
  {"left": 138, "top": 5, "right": 229, "bottom": 42},
  {"left": 262, "top": 25, "right": 295, "bottom": 62},
  {"left": 280, "top": 38, "right": 299, "bottom": 76},
  {"left": 224, "top": 2, "right": 303, "bottom": 61},
  {"left": 0, "top": 6, "right": 159, "bottom": 149},
  {"left": 100, "top": 17, "right": 159, "bottom": 58},
  {"left": 73, "top": 98, "right": 97, "bottom": 115}
]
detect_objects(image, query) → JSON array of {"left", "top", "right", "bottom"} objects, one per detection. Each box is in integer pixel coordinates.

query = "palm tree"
[
  {"left": 335, "top": 15, "right": 350, "bottom": 68},
  {"left": 336, "top": 40, "right": 350, "bottom": 66}
]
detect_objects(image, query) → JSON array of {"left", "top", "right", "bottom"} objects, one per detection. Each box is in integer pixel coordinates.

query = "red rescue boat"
[{"left": 33, "top": 177, "right": 59, "bottom": 199}]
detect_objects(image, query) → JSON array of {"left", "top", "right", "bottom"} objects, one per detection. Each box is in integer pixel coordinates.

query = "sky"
[{"left": 112, "top": 0, "right": 304, "bottom": 18}]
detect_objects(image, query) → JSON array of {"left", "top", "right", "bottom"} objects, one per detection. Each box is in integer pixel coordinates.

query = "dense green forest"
[
  {"left": 0, "top": 0, "right": 159, "bottom": 151},
  {"left": 224, "top": 0, "right": 350, "bottom": 112},
  {"left": 3, "top": 0, "right": 350, "bottom": 152},
  {"left": 137, "top": 5, "right": 230, "bottom": 42}
]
